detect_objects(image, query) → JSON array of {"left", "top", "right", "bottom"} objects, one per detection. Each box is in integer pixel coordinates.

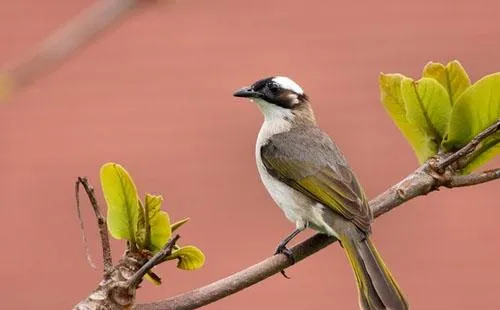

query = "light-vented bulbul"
[{"left": 234, "top": 76, "right": 408, "bottom": 310}]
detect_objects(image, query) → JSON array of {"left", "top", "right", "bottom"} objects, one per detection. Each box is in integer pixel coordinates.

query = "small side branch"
[
  {"left": 75, "top": 180, "right": 97, "bottom": 270},
  {"left": 128, "top": 235, "right": 180, "bottom": 288},
  {"left": 76, "top": 177, "right": 113, "bottom": 274},
  {"left": 446, "top": 168, "right": 500, "bottom": 187},
  {"left": 436, "top": 119, "right": 500, "bottom": 171}
]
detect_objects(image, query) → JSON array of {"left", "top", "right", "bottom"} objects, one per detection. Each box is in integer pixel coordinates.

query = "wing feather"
[{"left": 261, "top": 126, "right": 372, "bottom": 232}]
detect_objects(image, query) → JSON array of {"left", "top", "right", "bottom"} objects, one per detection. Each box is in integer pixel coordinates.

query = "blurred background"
[{"left": 0, "top": 0, "right": 499, "bottom": 309}]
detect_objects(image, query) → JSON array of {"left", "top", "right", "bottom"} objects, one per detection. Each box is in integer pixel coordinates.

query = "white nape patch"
[
  {"left": 253, "top": 98, "right": 294, "bottom": 122},
  {"left": 272, "top": 76, "right": 304, "bottom": 95}
]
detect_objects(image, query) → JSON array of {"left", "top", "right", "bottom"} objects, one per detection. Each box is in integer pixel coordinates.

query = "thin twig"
[
  {"left": 0, "top": 0, "right": 162, "bottom": 101},
  {"left": 134, "top": 122, "right": 500, "bottom": 310},
  {"left": 77, "top": 177, "right": 113, "bottom": 274},
  {"left": 75, "top": 180, "right": 97, "bottom": 270},
  {"left": 446, "top": 168, "right": 500, "bottom": 187},
  {"left": 436, "top": 119, "right": 500, "bottom": 171},
  {"left": 128, "top": 235, "right": 180, "bottom": 289}
]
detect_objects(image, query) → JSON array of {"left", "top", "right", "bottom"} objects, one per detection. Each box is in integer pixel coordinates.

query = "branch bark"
[
  {"left": 135, "top": 122, "right": 500, "bottom": 310},
  {"left": 446, "top": 168, "right": 500, "bottom": 187},
  {"left": 74, "top": 235, "right": 181, "bottom": 310}
]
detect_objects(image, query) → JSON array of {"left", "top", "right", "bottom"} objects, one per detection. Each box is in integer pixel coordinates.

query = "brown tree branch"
[
  {"left": 136, "top": 234, "right": 336, "bottom": 310},
  {"left": 76, "top": 176, "right": 113, "bottom": 274},
  {"left": 134, "top": 123, "right": 500, "bottom": 310},
  {"left": 0, "top": 0, "right": 162, "bottom": 101}
]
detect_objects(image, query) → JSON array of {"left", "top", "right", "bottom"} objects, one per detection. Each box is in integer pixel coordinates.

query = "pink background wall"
[{"left": 0, "top": 1, "right": 499, "bottom": 309}]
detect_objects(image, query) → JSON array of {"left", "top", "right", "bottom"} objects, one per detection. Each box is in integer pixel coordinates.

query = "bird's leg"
[
  {"left": 274, "top": 224, "right": 306, "bottom": 279},
  {"left": 274, "top": 228, "right": 303, "bottom": 257}
]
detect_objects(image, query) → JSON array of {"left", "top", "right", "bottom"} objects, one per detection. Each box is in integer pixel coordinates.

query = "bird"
[{"left": 233, "top": 76, "right": 409, "bottom": 310}]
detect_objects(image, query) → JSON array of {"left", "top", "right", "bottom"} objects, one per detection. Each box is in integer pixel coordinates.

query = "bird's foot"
[
  {"left": 274, "top": 245, "right": 295, "bottom": 279},
  {"left": 274, "top": 245, "right": 294, "bottom": 261}
]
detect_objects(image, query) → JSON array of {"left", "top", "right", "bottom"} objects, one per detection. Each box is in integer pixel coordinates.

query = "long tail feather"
[{"left": 340, "top": 235, "right": 409, "bottom": 310}]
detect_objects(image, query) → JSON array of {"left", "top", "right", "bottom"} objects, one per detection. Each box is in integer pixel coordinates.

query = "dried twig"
[
  {"left": 128, "top": 235, "right": 180, "bottom": 288},
  {"left": 134, "top": 123, "right": 500, "bottom": 310},
  {"left": 76, "top": 176, "right": 113, "bottom": 274},
  {"left": 75, "top": 180, "right": 98, "bottom": 270}
]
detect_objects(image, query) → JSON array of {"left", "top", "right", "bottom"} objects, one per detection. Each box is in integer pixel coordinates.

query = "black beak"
[{"left": 233, "top": 87, "right": 261, "bottom": 98}]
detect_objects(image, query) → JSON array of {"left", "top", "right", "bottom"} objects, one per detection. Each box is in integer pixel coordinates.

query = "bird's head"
[{"left": 233, "top": 76, "right": 314, "bottom": 123}]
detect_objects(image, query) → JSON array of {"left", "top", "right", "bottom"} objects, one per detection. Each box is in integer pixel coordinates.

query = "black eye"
[{"left": 268, "top": 82, "right": 280, "bottom": 93}]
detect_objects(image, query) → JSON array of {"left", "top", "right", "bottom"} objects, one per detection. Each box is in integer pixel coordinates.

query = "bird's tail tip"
[{"left": 340, "top": 234, "right": 409, "bottom": 310}]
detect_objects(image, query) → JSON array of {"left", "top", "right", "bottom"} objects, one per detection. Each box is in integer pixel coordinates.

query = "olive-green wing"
[{"left": 260, "top": 126, "right": 372, "bottom": 232}]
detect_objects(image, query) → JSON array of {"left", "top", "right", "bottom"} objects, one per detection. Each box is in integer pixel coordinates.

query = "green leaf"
[
  {"left": 401, "top": 77, "right": 452, "bottom": 140},
  {"left": 444, "top": 73, "right": 500, "bottom": 171},
  {"left": 167, "top": 246, "right": 205, "bottom": 270},
  {"left": 100, "top": 163, "right": 140, "bottom": 247},
  {"left": 144, "top": 271, "right": 162, "bottom": 286},
  {"left": 379, "top": 73, "right": 437, "bottom": 163},
  {"left": 422, "top": 60, "right": 471, "bottom": 104},
  {"left": 136, "top": 200, "right": 146, "bottom": 249},
  {"left": 445, "top": 73, "right": 500, "bottom": 149},
  {"left": 171, "top": 218, "right": 190, "bottom": 232},
  {"left": 144, "top": 194, "right": 172, "bottom": 253}
]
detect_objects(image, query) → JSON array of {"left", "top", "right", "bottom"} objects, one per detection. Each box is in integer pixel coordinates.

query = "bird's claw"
[
  {"left": 274, "top": 245, "right": 295, "bottom": 279},
  {"left": 274, "top": 246, "right": 294, "bottom": 261}
]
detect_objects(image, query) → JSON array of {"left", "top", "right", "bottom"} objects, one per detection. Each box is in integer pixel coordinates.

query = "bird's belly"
[{"left": 257, "top": 161, "right": 303, "bottom": 222}]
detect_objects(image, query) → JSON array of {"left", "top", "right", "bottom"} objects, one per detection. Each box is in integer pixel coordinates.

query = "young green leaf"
[
  {"left": 144, "top": 194, "right": 172, "bottom": 253},
  {"left": 445, "top": 73, "right": 500, "bottom": 150},
  {"left": 401, "top": 77, "right": 452, "bottom": 140},
  {"left": 379, "top": 73, "right": 437, "bottom": 163},
  {"left": 422, "top": 60, "right": 471, "bottom": 104},
  {"left": 136, "top": 199, "right": 146, "bottom": 249},
  {"left": 171, "top": 218, "right": 190, "bottom": 232},
  {"left": 167, "top": 245, "right": 205, "bottom": 270},
  {"left": 144, "top": 271, "right": 162, "bottom": 286},
  {"left": 100, "top": 163, "right": 141, "bottom": 247}
]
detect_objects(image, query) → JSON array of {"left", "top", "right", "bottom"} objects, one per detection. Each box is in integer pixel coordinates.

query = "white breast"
[{"left": 254, "top": 101, "right": 312, "bottom": 230}]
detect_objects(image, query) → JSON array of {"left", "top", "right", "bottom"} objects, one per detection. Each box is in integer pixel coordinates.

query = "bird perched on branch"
[{"left": 234, "top": 76, "right": 408, "bottom": 310}]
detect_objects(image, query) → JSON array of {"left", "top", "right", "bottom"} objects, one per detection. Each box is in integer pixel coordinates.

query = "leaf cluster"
[
  {"left": 100, "top": 163, "right": 205, "bottom": 284},
  {"left": 380, "top": 60, "right": 500, "bottom": 172}
]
